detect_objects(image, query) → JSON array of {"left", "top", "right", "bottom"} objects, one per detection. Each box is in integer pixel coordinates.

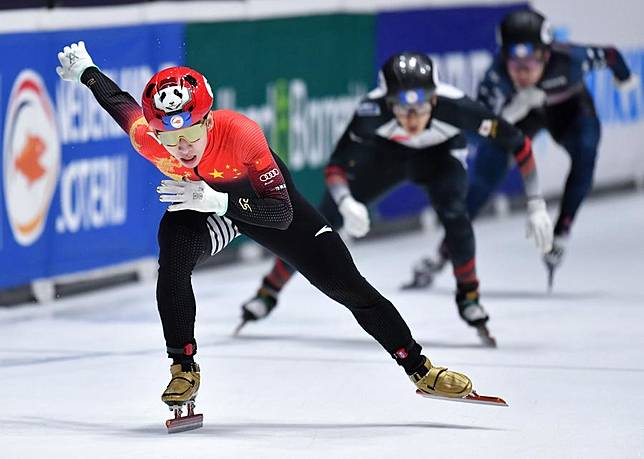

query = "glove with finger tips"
[
  {"left": 526, "top": 198, "right": 553, "bottom": 253},
  {"left": 338, "top": 195, "right": 370, "bottom": 238},
  {"left": 157, "top": 179, "right": 228, "bottom": 215},
  {"left": 56, "top": 41, "right": 97, "bottom": 82}
]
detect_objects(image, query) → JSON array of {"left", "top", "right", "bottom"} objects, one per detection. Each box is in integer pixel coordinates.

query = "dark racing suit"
[{"left": 470, "top": 42, "right": 632, "bottom": 236}]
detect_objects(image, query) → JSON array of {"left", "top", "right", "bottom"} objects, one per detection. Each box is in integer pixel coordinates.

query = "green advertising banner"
[{"left": 186, "top": 14, "right": 375, "bottom": 204}]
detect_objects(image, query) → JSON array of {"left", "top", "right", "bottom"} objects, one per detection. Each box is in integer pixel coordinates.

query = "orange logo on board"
[{"left": 3, "top": 70, "right": 61, "bottom": 246}]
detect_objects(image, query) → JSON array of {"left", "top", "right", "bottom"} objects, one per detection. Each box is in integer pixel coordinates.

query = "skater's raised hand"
[
  {"left": 526, "top": 198, "right": 553, "bottom": 253},
  {"left": 157, "top": 179, "right": 228, "bottom": 215},
  {"left": 338, "top": 195, "right": 370, "bottom": 238},
  {"left": 56, "top": 41, "right": 97, "bottom": 82}
]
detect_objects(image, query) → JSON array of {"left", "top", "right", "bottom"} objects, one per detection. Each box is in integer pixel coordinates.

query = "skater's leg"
[
  {"left": 157, "top": 210, "right": 238, "bottom": 406},
  {"left": 420, "top": 151, "right": 478, "bottom": 289},
  {"left": 542, "top": 112, "right": 600, "bottom": 288},
  {"left": 417, "top": 149, "right": 492, "bottom": 337},
  {"left": 239, "top": 193, "right": 473, "bottom": 396},
  {"left": 435, "top": 113, "right": 544, "bottom": 264},
  {"left": 157, "top": 210, "right": 214, "bottom": 363},
  {"left": 241, "top": 196, "right": 417, "bottom": 361},
  {"left": 240, "top": 148, "right": 406, "bottom": 326},
  {"left": 553, "top": 113, "right": 601, "bottom": 237},
  {"left": 466, "top": 139, "right": 512, "bottom": 220},
  {"left": 252, "top": 191, "right": 339, "bottom": 299},
  {"left": 415, "top": 140, "right": 510, "bottom": 277}
]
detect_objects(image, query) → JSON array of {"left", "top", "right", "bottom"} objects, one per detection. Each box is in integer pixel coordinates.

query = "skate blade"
[
  {"left": 416, "top": 389, "right": 508, "bottom": 407},
  {"left": 478, "top": 335, "right": 497, "bottom": 348},
  {"left": 476, "top": 326, "right": 497, "bottom": 348},
  {"left": 165, "top": 413, "right": 203, "bottom": 433},
  {"left": 232, "top": 320, "right": 248, "bottom": 336},
  {"left": 547, "top": 266, "right": 554, "bottom": 293},
  {"left": 400, "top": 280, "right": 432, "bottom": 291}
]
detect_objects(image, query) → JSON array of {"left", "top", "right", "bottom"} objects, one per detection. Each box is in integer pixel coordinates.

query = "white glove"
[
  {"left": 615, "top": 73, "right": 640, "bottom": 92},
  {"left": 56, "top": 41, "right": 96, "bottom": 82},
  {"left": 338, "top": 195, "right": 370, "bottom": 238},
  {"left": 502, "top": 87, "right": 547, "bottom": 123},
  {"left": 615, "top": 74, "right": 640, "bottom": 110},
  {"left": 526, "top": 198, "right": 554, "bottom": 253},
  {"left": 157, "top": 180, "right": 228, "bottom": 215}
]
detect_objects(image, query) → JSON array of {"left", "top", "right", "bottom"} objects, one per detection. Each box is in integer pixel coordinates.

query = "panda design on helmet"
[
  {"left": 142, "top": 67, "right": 214, "bottom": 131},
  {"left": 154, "top": 85, "right": 192, "bottom": 113}
]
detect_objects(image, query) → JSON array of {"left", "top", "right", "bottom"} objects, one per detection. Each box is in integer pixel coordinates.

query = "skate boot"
[
  {"left": 162, "top": 362, "right": 202, "bottom": 433},
  {"left": 543, "top": 236, "right": 566, "bottom": 292},
  {"left": 234, "top": 287, "right": 278, "bottom": 335},
  {"left": 410, "top": 356, "right": 472, "bottom": 398},
  {"left": 401, "top": 255, "right": 448, "bottom": 290},
  {"left": 412, "top": 356, "right": 508, "bottom": 406},
  {"left": 456, "top": 287, "right": 496, "bottom": 347}
]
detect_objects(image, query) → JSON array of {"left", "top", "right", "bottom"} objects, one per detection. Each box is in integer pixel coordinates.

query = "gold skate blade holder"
[
  {"left": 165, "top": 403, "right": 203, "bottom": 433},
  {"left": 417, "top": 389, "right": 508, "bottom": 407}
]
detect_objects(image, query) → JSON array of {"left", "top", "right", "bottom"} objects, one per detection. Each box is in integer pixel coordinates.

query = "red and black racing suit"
[{"left": 81, "top": 67, "right": 425, "bottom": 372}]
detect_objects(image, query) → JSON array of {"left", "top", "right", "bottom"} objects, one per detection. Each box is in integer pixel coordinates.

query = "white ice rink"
[{"left": 1, "top": 192, "right": 643, "bottom": 459}]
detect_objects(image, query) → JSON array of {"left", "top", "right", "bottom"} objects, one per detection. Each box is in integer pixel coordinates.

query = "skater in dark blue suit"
[{"left": 422, "top": 9, "right": 637, "bottom": 289}]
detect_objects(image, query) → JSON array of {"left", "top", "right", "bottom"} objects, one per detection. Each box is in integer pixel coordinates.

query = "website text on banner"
[{"left": 0, "top": 24, "right": 183, "bottom": 291}]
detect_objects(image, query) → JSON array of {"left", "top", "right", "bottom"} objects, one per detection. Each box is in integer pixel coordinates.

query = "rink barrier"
[{"left": 0, "top": 23, "right": 184, "bottom": 298}]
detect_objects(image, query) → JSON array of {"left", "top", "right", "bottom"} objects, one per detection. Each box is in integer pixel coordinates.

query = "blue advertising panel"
[
  {"left": 0, "top": 24, "right": 184, "bottom": 289},
  {"left": 375, "top": 4, "right": 527, "bottom": 219}
]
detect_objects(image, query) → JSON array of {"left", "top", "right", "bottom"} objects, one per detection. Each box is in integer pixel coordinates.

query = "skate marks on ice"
[
  {"left": 0, "top": 335, "right": 239, "bottom": 369},
  {"left": 3, "top": 415, "right": 506, "bottom": 438},
  {"left": 424, "top": 286, "right": 626, "bottom": 301},
  {"left": 231, "top": 332, "right": 497, "bottom": 350},
  {"left": 0, "top": 331, "right": 525, "bottom": 371}
]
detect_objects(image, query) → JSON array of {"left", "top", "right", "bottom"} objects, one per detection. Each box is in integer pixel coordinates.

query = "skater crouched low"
[{"left": 56, "top": 43, "right": 505, "bottom": 431}]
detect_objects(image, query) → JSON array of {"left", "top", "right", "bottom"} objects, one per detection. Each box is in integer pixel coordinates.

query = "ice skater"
[
  {"left": 239, "top": 52, "right": 553, "bottom": 345},
  {"left": 57, "top": 42, "right": 506, "bottom": 432},
  {"left": 419, "top": 9, "right": 638, "bottom": 290}
]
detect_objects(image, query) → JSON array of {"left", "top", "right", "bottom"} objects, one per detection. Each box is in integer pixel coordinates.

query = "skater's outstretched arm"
[
  {"left": 435, "top": 93, "right": 553, "bottom": 253},
  {"left": 479, "top": 62, "right": 546, "bottom": 125},
  {"left": 435, "top": 94, "right": 540, "bottom": 197},
  {"left": 320, "top": 100, "right": 387, "bottom": 238},
  {"left": 563, "top": 42, "right": 633, "bottom": 83},
  {"left": 57, "top": 42, "right": 144, "bottom": 137},
  {"left": 56, "top": 41, "right": 189, "bottom": 181}
]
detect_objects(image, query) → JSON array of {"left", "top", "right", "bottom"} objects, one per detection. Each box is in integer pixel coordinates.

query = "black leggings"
[{"left": 156, "top": 191, "right": 419, "bottom": 367}]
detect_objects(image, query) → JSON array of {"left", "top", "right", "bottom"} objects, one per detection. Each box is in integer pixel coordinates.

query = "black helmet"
[
  {"left": 381, "top": 52, "right": 438, "bottom": 105},
  {"left": 498, "top": 9, "right": 552, "bottom": 57}
]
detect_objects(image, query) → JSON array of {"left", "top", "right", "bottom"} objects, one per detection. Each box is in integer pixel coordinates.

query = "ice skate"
[
  {"left": 162, "top": 363, "right": 203, "bottom": 433},
  {"left": 456, "top": 288, "right": 496, "bottom": 347},
  {"left": 401, "top": 255, "right": 447, "bottom": 290},
  {"left": 543, "top": 237, "right": 566, "bottom": 292},
  {"left": 234, "top": 288, "right": 278, "bottom": 335},
  {"left": 412, "top": 357, "right": 508, "bottom": 406}
]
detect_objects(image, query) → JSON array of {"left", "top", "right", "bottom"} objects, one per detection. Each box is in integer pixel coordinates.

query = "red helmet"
[{"left": 141, "top": 66, "right": 213, "bottom": 131}]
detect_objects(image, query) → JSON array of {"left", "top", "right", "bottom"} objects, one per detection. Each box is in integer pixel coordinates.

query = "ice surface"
[{"left": 1, "top": 193, "right": 643, "bottom": 458}]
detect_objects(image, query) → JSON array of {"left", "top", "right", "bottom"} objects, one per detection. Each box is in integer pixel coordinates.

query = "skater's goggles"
[
  {"left": 392, "top": 101, "right": 432, "bottom": 117},
  {"left": 507, "top": 44, "right": 547, "bottom": 71},
  {"left": 156, "top": 120, "right": 207, "bottom": 147}
]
